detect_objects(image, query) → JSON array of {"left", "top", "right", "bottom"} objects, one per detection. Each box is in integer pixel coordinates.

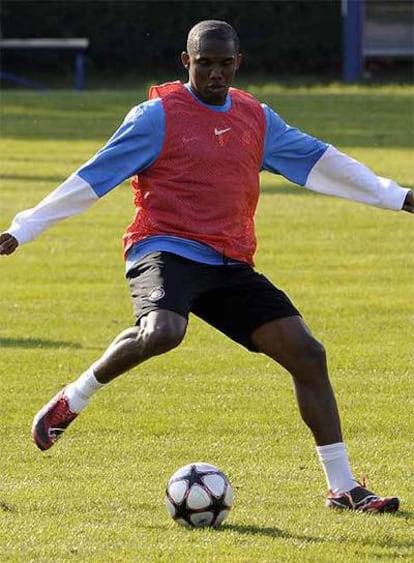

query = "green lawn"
[{"left": 1, "top": 84, "right": 413, "bottom": 562}]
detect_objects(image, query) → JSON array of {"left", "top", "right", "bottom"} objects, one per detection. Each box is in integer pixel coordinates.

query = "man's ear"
[
  {"left": 235, "top": 53, "right": 243, "bottom": 70},
  {"left": 181, "top": 51, "right": 190, "bottom": 69}
]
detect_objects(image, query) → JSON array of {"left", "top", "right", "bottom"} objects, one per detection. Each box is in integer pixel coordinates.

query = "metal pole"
[
  {"left": 342, "top": 0, "right": 364, "bottom": 82},
  {"left": 75, "top": 50, "right": 85, "bottom": 91}
]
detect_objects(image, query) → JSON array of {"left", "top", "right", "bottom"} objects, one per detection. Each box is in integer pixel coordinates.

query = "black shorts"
[{"left": 126, "top": 251, "right": 300, "bottom": 351}]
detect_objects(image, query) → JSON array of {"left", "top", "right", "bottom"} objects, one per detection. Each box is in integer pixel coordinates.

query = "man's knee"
[
  {"left": 285, "top": 335, "right": 329, "bottom": 386},
  {"left": 143, "top": 324, "right": 185, "bottom": 355},
  {"left": 139, "top": 310, "right": 187, "bottom": 356},
  {"left": 259, "top": 331, "right": 327, "bottom": 382},
  {"left": 302, "top": 336, "right": 327, "bottom": 367},
  {"left": 255, "top": 318, "right": 326, "bottom": 367}
]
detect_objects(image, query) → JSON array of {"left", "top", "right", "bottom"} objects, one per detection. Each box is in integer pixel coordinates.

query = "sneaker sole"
[
  {"left": 371, "top": 497, "right": 399, "bottom": 513},
  {"left": 31, "top": 389, "right": 68, "bottom": 451},
  {"left": 31, "top": 427, "right": 49, "bottom": 451},
  {"left": 327, "top": 496, "right": 400, "bottom": 513},
  {"left": 31, "top": 415, "right": 52, "bottom": 451}
]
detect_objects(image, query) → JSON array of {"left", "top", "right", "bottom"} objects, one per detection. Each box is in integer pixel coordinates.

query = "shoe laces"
[
  {"left": 358, "top": 476, "right": 369, "bottom": 489},
  {"left": 349, "top": 476, "right": 381, "bottom": 506}
]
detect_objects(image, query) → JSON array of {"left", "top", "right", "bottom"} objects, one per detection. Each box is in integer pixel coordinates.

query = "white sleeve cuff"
[
  {"left": 7, "top": 174, "right": 99, "bottom": 245},
  {"left": 306, "top": 145, "right": 409, "bottom": 210}
]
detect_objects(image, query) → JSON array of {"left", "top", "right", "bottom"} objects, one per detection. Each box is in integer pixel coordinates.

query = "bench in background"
[{"left": 0, "top": 38, "right": 89, "bottom": 91}]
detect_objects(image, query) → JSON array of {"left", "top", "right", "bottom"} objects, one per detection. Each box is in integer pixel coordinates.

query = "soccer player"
[{"left": 1, "top": 21, "right": 412, "bottom": 512}]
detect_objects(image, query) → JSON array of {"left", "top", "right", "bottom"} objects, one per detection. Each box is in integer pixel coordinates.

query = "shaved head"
[
  {"left": 182, "top": 20, "right": 242, "bottom": 106},
  {"left": 186, "top": 20, "right": 240, "bottom": 55}
]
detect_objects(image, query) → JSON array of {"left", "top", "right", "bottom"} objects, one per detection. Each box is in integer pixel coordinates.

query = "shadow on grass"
[
  {"left": 0, "top": 337, "right": 81, "bottom": 349},
  {"left": 222, "top": 510, "right": 413, "bottom": 546},
  {"left": 1, "top": 173, "right": 65, "bottom": 183},
  {"left": 221, "top": 523, "right": 325, "bottom": 543},
  {"left": 260, "top": 184, "right": 318, "bottom": 196}
]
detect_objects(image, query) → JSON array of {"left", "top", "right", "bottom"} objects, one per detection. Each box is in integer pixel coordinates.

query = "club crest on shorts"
[{"left": 148, "top": 286, "right": 165, "bottom": 302}]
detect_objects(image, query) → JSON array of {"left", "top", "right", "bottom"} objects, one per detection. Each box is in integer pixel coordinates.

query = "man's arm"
[
  {"left": 305, "top": 145, "right": 411, "bottom": 212},
  {"left": 0, "top": 173, "right": 97, "bottom": 255},
  {"left": 261, "top": 105, "right": 412, "bottom": 213},
  {"left": 3, "top": 174, "right": 99, "bottom": 247},
  {"left": 0, "top": 99, "right": 165, "bottom": 255}
]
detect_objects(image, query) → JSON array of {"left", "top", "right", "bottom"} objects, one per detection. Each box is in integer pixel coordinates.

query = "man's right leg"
[
  {"left": 32, "top": 310, "right": 187, "bottom": 450},
  {"left": 93, "top": 309, "right": 188, "bottom": 382}
]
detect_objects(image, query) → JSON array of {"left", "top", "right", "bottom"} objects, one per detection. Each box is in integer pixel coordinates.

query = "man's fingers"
[
  {"left": 402, "top": 203, "right": 414, "bottom": 213},
  {"left": 0, "top": 241, "right": 14, "bottom": 255},
  {"left": 0, "top": 234, "right": 19, "bottom": 255},
  {"left": 402, "top": 190, "right": 414, "bottom": 213}
]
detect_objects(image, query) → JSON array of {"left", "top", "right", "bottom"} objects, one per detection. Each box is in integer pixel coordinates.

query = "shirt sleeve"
[
  {"left": 7, "top": 174, "right": 99, "bottom": 245},
  {"left": 261, "top": 104, "right": 328, "bottom": 185},
  {"left": 306, "top": 145, "right": 409, "bottom": 210},
  {"left": 76, "top": 98, "right": 165, "bottom": 196},
  {"left": 5, "top": 99, "right": 166, "bottom": 245},
  {"left": 262, "top": 104, "right": 409, "bottom": 211}
]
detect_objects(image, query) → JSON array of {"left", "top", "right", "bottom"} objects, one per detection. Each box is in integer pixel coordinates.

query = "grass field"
[{"left": 1, "top": 83, "right": 413, "bottom": 562}]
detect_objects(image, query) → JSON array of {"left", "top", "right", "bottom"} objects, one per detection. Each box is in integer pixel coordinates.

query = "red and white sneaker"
[
  {"left": 32, "top": 388, "right": 78, "bottom": 451},
  {"left": 326, "top": 484, "right": 399, "bottom": 513}
]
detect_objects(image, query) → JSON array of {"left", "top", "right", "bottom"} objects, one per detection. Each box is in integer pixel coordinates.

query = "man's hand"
[
  {"left": 0, "top": 233, "right": 19, "bottom": 255},
  {"left": 402, "top": 190, "right": 414, "bottom": 213}
]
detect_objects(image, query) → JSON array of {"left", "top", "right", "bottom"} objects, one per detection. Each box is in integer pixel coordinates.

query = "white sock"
[
  {"left": 316, "top": 442, "right": 356, "bottom": 494},
  {"left": 64, "top": 368, "right": 105, "bottom": 413}
]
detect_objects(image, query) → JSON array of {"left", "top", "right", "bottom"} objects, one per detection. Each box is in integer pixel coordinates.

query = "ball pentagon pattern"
[{"left": 165, "top": 463, "right": 233, "bottom": 528}]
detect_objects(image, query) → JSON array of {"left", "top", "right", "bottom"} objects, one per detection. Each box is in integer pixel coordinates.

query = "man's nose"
[{"left": 208, "top": 66, "right": 224, "bottom": 79}]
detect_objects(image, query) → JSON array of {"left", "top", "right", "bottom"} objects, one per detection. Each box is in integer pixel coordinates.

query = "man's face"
[{"left": 181, "top": 38, "right": 242, "bottom": 106}]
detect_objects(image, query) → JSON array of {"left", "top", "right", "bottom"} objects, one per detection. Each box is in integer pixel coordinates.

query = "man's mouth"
[{"left": 208, "top": 84, "right": 227, "bottom": 93}]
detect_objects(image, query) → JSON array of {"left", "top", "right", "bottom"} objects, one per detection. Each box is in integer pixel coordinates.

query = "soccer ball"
[{"left": 165, "top": 462, "right": 234, "bottom": 528}]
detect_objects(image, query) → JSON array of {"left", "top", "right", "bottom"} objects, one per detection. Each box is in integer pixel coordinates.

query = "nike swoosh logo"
[
  {"left": 48, "top": 427, "right": 65, "bottom": 438},
  {"left": 214, "top": 127, "right": 231, "bottom": 136}
]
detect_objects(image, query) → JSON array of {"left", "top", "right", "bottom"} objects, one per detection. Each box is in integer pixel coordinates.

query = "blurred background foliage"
[
  {"left": 1, "top": 0, "right": 342, "bottom": 80},
  {"left": 2, "top": 1, "right": 412, "bottom": 88}
]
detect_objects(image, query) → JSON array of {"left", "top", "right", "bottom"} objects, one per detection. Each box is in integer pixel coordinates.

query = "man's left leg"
[{"left": 252, "top": 315, "right": 399, "bottom": 513}]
